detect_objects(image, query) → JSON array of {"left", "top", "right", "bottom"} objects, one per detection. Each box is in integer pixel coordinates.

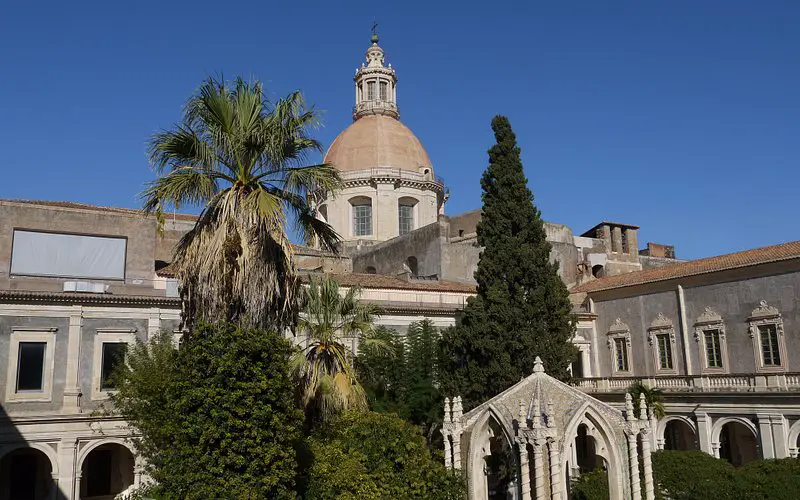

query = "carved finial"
[
  {"left": 546, "top": 400, "right": 555, "bottom": 428},
  {"left": 624, "top": 392, "right": 634, "bottom": 421},
  {"left": 453, "top": 396, "right": 462, "bottom": 420},
  {"left": 638, "top": 393, "right": 648, "bottom": 421},
  {"left": 518, "top": 399, "right": 527, "bottom": 427},
  {"left": 371, "top": 19, "right": 379, "bottom": 43},
  {"left": 444, "top": 397, "right": 452, "bottom": 424},
  {"left": 533, "top": 356, "right": 544, "bottom": 374},
  {"left": 532, "top": 397, "right": 541, "bottom": 428}
]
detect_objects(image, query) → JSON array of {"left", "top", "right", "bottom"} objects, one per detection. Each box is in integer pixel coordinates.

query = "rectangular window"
[
  {"left": 379, "top": 82, "right": 388, "bottom": 101},
  {"left": 759, "top": 324, "right": 781, "bottom": 366},
  {"left": 614, "top": 338, "right": 629, "bottom": 372},
  {"left": 353, "top": 204, "right": 372, "bottom": 236},
  {"left": 398, "top": 204, "right": 414, "bottom": 235},
  {"left": 367, "top": 81, "right": 376, "bottom": 101},
  {"left": 100, "top": 343, "right": 128, "bottom": 390},
  {"left": 16, "top": 342, "right": 46, "bottom": 391},
  {"left": 657, "top": 334, "right": 673, "bottom": 370},
  {"left": 11, "top": 230, "right": 127, "bottom": 280},
  {"left": 704, "top": 329, "right": 723, "bottom": 368}
]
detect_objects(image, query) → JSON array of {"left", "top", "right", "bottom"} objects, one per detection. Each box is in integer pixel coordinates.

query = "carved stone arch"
[
  {"left": 787, "top": 420, "right": 800, "bottom": 458},
  {"left": 657, "top": 415, "right": 697, "bottom": 440},
  {"left": 467, "top": 405, "right": 518, "bottom": 500},
  {"left": 76, "top": 437, "right": 135, "bottom": 470},
  {"left": 711, "top": 416, "right": 759, "bottom": 447},
  {"left": 562, "top": 402, "right": 625, "bottom": 500},
  {"left": 0, "top": 442, "right": 60, "bottom": 476}
]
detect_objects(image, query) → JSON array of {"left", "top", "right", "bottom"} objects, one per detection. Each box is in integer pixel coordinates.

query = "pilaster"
[
  {"left": 58, "top": 437, "right": 78, "bottom": 500},
  {"left": 757, "top": 413, "right": 776, "bottom": 459},
  {"left": 694, "top": 411, "right": 712, "bottom": 454},
  {"left": 62, "top": 306, "right": 83, "bottom": 413}
]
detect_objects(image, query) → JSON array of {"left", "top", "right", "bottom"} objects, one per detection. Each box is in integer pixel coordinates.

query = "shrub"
[
  {"left": 652, "top": 450, "right": 736, "bottom": 500},
  {"left": 110, "top": 324, "right": 303, "bottom": 499},
  {"left": 305, "top": 410, "right": 465, "bottom": 499},
  {"left": 570, "top": 468, "right": 609, "bottom": 500},
  {"left": 734, "top": 458, "right": 800, "bottom": 499}
]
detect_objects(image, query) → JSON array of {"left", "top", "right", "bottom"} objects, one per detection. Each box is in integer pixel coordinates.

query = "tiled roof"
[
  {"left": 1, "top": 199, "right": 199, "bottom": 221},
  {"left": 302, "top": 272, "right": 477, "bottom": 293},
  {"left": 0, "top": 289, "right": 180, "bottom": 306},
  {"left": 572, "top": 240, "right": 800, "bottom": 293}
]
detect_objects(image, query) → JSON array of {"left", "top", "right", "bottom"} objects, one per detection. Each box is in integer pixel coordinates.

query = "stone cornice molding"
[
  {"left": 647, "top": 313, "right": 675, "bottom": 346},
  {"left": 748, "top": 300, "right": 783, "bottom": 338},
  {"left": 693, "top": 306, "right": 726, "bottom": 342}
]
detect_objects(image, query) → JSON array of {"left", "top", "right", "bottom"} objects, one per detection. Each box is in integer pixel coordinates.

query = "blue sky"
[{"left": 1, "top": 1, "right": 798, "bottom": 260}]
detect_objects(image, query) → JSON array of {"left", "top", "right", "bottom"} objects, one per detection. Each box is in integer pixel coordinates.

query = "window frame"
[
  {"left": 607, "top": 318, "right": 633, "bottom": 375},
  {"left": 748, "top": 301, "right": 787, "bottom": 373},
  {"left": 351, "top": 198, "right": 373, "bottom": 237},
  {"left": 92, "top": 328, "right": 137, "bottom": 399},
  {"left": 5, "top": 328, "right": 57, "bottom": 403},
  {"left": 693, "top": 306, "right": 729, "bottom": 374},
  {"left": 648, "top": 313, "right": 677, "bottom": 375},
  {"left": 398, "top": 204, "right": 415, "bottom": 235}
]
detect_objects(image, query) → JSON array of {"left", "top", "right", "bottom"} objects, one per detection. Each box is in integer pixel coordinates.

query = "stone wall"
[{"left": 350, "top": 220, "right": 444, "bottom": 277}]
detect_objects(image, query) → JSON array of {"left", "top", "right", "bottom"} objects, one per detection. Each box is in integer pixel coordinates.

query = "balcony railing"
[
  {"left": 574, "top": 373, "right": 800, "bottom": 393},
  {"left": 339, "top": 168, "right": 446, "bottom": 191}
]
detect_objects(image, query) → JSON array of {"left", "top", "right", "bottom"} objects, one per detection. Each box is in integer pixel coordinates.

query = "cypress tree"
[{"left": 441, "top": 116, "right": 578, "bottom": 409}]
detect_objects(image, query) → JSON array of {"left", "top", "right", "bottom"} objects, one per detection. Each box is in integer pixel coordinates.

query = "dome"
[{"left": 324, "top": 115, "right": 433, "bottom": 173}]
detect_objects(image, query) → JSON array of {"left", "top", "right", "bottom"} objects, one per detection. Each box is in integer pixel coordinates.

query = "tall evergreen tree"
[{"left": 440, "top": 116, "right": 578, "bottom": 410}]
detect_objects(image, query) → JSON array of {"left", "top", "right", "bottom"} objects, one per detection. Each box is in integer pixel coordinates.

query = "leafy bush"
[
  {"left": 110, "top": 324, "right": 303, "bottom": 499},
  {"left": 734, "top": 458, "right": 800, "bottom": 500},
  {"left": 305, "top": 410, "right": 465, "bottom": 499},
  {"left": 570, "top": 468, "right": 609, "bottom": 500}
]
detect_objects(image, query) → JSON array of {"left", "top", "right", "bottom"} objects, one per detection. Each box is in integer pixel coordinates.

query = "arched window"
[
  {"left": 398, "top": 197, "right": 418, "bottom": 235},
  {"left": 365, "top": 266, "right": 377, "bottom": 274},
  {"left": 350, "top": 197, "right": 372, "bottom": 237},
  {"left": 406, "top": 256, "right": 418, "bottom": 276}
]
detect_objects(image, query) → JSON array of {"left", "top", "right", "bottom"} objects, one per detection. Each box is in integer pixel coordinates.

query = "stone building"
[{"left": 0, "top": 199, "right": 472, "bottom": 500}]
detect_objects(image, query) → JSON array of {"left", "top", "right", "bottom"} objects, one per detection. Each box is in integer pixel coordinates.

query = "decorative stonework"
[
  {"left": 647, "top": 313, "right": 677, "bottom": 375},
  {"left": 607, "top": 318, "right": 632, "bottom": 375},
  {"left": 747, "top": 301, "right": 787, "bottom": 373},
  {"left": 693, "top": 306, "right": 729, "bottom": 374}
]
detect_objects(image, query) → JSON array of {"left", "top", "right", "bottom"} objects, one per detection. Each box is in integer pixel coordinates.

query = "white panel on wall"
[{"left": 11, "top": 230, "right": 127, "bottom": 280}]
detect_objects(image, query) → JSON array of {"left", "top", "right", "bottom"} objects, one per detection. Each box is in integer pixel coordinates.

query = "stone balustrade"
[{"left": 574, "top": 373, "right": 800, "bottom": 393}]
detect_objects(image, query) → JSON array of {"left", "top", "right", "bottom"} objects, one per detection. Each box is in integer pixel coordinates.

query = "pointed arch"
[
  {"left": 562, "top": 402, "right": 625, "bottom": 500},
  {"left": 467, "top": 405, "right": 517, "bottom": 500}
]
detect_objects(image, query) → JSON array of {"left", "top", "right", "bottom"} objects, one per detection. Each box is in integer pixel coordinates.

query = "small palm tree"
[
  {"left": 291, "top": 275, "right": 386, "bottom": 420},
  {"left": 628, "top": 381, "right": 667, "bottom": 419},
  {"left": 142, "top": 77, "right": 341, "bottom": 331}
]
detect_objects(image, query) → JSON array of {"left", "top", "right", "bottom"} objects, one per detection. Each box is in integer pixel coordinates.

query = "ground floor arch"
[
  {"left": 0, "top": 446, "right": 57, "bottom": 500},
  {"left": 713, "top": 418, "right": 759, "bottom": 466},
  {"left": 661, "top": 417, "right": 697, "bottom": 451},
  {"left": 78, "top": 441, "right": 135, "bottom": 499}
]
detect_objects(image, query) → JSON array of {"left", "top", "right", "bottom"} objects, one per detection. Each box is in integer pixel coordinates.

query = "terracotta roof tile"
[
  {"left": 301, "top": 272, "right": 476, "bottom": 293},
  {"left": 1, "top": 199, "right": 199, "bottom": 221},
  {"left": 572, "top": 240, "right": 800, "bottom": 293}
]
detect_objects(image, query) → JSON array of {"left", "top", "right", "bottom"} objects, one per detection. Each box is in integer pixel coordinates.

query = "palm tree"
[
  {"left": 628, "top": 381, "right": 667, "bottom": 419},
  {"left": 291, "top": 275, "right": 387, "bottom": 420},
  {"left": 142, "top": 77, "right": 341, "bottom": 331}
]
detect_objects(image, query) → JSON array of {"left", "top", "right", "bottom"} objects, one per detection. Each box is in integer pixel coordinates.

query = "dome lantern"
[{"left": 353, "top": 29, "right": 398, "bottom": 120}]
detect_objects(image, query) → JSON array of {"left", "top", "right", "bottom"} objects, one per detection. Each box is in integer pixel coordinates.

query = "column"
[
  {"left": 444, "top": 433, "right": 452, "bottom": 469},
  {"left": 519, "top": 440, "right": 532, "bottom": 500},
  {"left": 611, "top": 226, "right": 623, "bottom": 253},
  {"left": 581, "top": 347, "right": 592, "bottom": 378},
  {"left": 57, "top": 438, "right": 77, "bottom": 500},
  {"left": 757, "top": 413, "right": 776, "bottom": 459},
  {"left": 626, "top": 229, "right": 639, "bottom": 257},
  {"left": 533, "top": 439, "right": 546, "bottom": 500},
  {"left": 770, "top": 415, "right": 789, "bottom": 458},
  {"left": 452, "top": 431, "right": 462, "bottom": 470},
  {"left": 641, "top": 430, "right": 655, "bottom": 500},
  {"left": 694, "top": 412, "right": 712, "bottom": 454},
  {"left": 548, "top": 439, "right": 561, "bottom": 500},
  {"left": 627, "top": 432, "right": 641, "bottom": 500},
  {"left": 62, "top": 306, "right": 83, "bottom": 413}
]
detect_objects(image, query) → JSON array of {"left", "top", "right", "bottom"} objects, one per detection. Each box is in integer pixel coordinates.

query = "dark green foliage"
[
  {"left": 110, "top": 324, "right": 303, "bottom": 499},
  {"left": 570, "top": 468, "right": 610, "bottom": 500},
  {"left": 440, "top": 115, "right": 578, "bottom": 409},
  {"left": 735, "top": 458, "right": 800, "bottom": 499},
  {"left": 305, "top": 410, "right": 465, "bottom": 499},
  {"left": 356, "top": 320, "right": 444, "bottom": 445},
  {"left": 652, "top": 450, "right": 737, "bottom": 500}
]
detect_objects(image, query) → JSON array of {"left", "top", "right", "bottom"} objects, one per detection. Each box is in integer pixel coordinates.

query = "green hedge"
[{"left": 652, "top": 450, "right": 800, "bottom": 500}]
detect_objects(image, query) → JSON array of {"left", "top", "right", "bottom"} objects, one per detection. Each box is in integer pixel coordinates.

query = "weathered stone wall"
[
  {"left": 590, "top": 268, "right": 800, "bottom": 377},
  {"left": 350, "top": 220, "right": 443, "bottom": 277}
]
